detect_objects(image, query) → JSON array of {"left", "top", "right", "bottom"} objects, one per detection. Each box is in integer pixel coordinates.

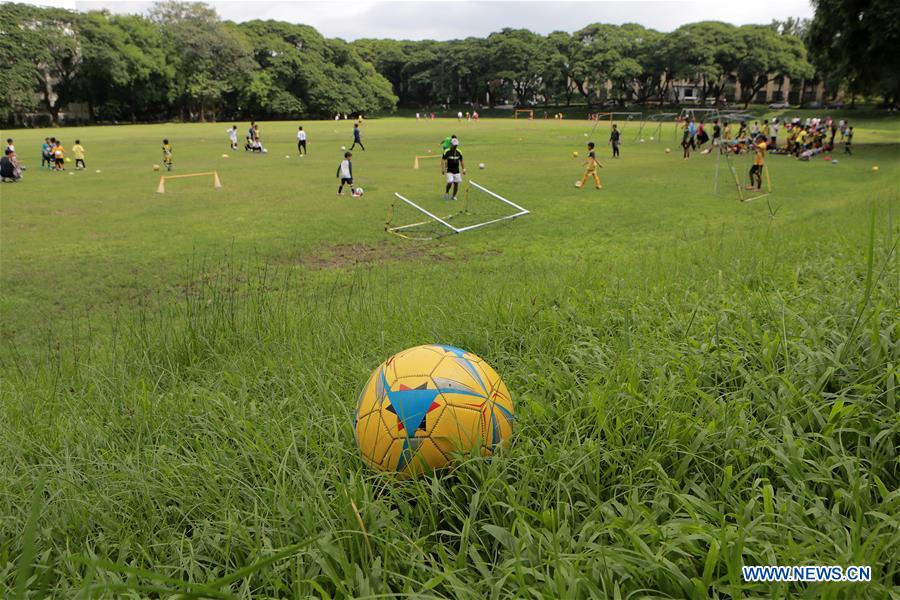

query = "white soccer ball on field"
[
  {"left": 640, "top": 139, "right": 645, "bottom": 143},
  {"left": 478, "top": 163, "right": 485, "bottom": 169},
  {"left": 665, "top": 148, "right": 671, "bottom": 154},
  {"left": 574, "top": 180, "right": 583, "bottom": 188},
  {"left": 262, "top": 148, "right": 268, "bottom": 154},
  {"left": 95, "top": 170, "right": 101, "bottom": 173},
  {"left": 221, "top": 154, "right": 229, "bottom": 158},
  {"left": 650, "top": 136, "right": 654, "bottom": 141},
  {"left": 353, "top": 187, "right": 364, "bottom": 197},
  {"left": 285, "top": 155, "right": 290, "bottom": 159},
  {"left": 341, "top": 146, "right": 346, "bottom": 150}
]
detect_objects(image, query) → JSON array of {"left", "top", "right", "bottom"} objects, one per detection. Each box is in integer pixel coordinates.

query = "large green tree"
[
  {"left": 667, "top": 22, "right": 743, "bottom": 104},
  {"left": 808, "top": 0, "right": 900, "bottom": 105},
  {"left": 0, "top": 4, "right": 42, "bottom": 123},
  {"left": 149, "top": 1, "right": 254, "bottom": 121},
  {"left": 486, "top": 29, "right": 554, "bottom": 106},
  {"left": 0, "top": 3, "right": 82, "bottom": 125},
  {"left": 239, "top": 20, "right": 396, "bottom": 117},
  {"left": 735, "top": 25, "right": 813, "bottom": 107}
]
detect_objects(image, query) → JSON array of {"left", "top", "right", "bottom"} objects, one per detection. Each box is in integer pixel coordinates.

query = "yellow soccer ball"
[
  {"left": 872, "top": 165, "right": 880, "bottom": 172},
  {"left": 355, "top": 344, "right": 514, "bottom": 477},
  {"left": 572, "top": 151, "right": 579, "bottom": 158},
  {"left": 153, "top": 164, "right": 160, "bottom": 171}
]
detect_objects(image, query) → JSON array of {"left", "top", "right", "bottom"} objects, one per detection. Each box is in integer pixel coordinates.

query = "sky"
[{"left": 16, "top": 0, "right": 816, "bottom": 40}]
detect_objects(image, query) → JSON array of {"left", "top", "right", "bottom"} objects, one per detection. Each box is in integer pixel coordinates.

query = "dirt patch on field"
[{"left": 296, "top": 243, "right": 449, "bottom": 269}]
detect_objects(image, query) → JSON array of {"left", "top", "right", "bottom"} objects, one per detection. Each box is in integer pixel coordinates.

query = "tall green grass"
[{"left": 2, "top": 190, "right": 897, "bottom": 597}]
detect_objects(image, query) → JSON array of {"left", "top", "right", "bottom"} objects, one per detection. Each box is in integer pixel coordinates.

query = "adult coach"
[
  {"left": 442, "top": 139, "right": 465, "bottom": 201},
  {"left": 609, "top": 124, "right": 621, "bottom": 158},
  {"left": 297, "top": 126, "right": 307, "bottom": 156}
]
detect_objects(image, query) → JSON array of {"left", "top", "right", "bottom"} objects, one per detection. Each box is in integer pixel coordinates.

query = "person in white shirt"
[
  {"left": 227, "top": 126, "right": 238, "bottom": 150},
  {"left": 336, "top": 151, "right": 356, "bottom": 196},
  {"left": 296, "top": 126, "right": 307, "bottom": 156}
]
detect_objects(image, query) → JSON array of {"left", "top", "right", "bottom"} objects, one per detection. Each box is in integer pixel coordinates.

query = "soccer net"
[
  {"left": 713, "top": 145, "right": 773, "bottom": 202},
  {"left": 386, "top": 181, "right": 529, "bottom": 241},
  {"left": 514, "top": 109, "right": 534, "bottom": 120}
]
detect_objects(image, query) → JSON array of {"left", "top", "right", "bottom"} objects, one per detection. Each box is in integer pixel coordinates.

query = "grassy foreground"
[{"left": 1, "top": 116, "right": 899, "bottom": 598}]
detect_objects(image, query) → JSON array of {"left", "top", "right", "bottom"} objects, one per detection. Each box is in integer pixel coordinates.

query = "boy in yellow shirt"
[
  {"left": 162, "top": 139, "right": 173, "bottom": 171},
  {"left": 72, "top": 139, "right": 86, "bottom": 170},
  {"left": 747, "top": 134, "right": 767, "bottom": 191},
  {"left": 576, "top": 141, "right": 603, "bottom": 190},
  {"left": 53, "top": 141, "right": 65, "bottom": 170}
]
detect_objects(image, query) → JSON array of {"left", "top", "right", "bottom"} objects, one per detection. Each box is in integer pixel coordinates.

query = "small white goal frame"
[{"left": 387, "top": 181, "right": 529, "bottom": 239}]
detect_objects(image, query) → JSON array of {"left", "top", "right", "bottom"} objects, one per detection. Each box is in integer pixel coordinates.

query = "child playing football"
[
  {"left": 576, "top": 142, "right": 602, "bottom": 190},
  {"left": 162, "top": 139, "right": 172, "bottom": 171},
  {"left": 53, "top": 140, "right": 65, "bottom": 170},
  {"left": 336, "top": 151, "right": 356, "bottom": 196}
]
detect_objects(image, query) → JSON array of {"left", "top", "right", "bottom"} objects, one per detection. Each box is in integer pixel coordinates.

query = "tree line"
[{"left": 1, "top": 0, "right": 895, "bottom": 126}]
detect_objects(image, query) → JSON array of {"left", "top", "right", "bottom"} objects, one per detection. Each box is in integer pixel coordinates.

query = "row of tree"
[
  {"left": 0, "top": 1, "right": 395, "bottom": 125},
  {"left": 0, "top": 0, "right": 895, "bottom": 126}
]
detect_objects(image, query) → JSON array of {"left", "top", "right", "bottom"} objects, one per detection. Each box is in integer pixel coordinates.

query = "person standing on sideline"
[
  {"left": 844, "top": 126, "right": 853, "bottom": 155},
  {"left": 297, "top": 126, "right": 307, "bottom": 156},
  {"left": 350, "top": 123, "right": 365, "bottom": 151},
  {"left": 609, "top": 124, "right": 621, "bottom": 158},
  {"left": 441, "top": 138, "right": 465, "bottom": 201}
]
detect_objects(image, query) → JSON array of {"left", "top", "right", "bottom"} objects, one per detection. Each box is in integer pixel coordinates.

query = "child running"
[
  {"left": 336, "top": 151, "right": 356, "bottom": 196},
  {"left": 350, "top": 123, "right": 365, "bottom": 151},
  {"left": 576, "top": 142, "right": 602, "bottom": 190},
  {"left": 162, "top": 139, "right": 173, "bottom": 171},
  {"left": 72, "top": 139, "right": 85, "bottom": 170},
  {"left": 228, "top": 126, "right": 238, "bottom": 150}
]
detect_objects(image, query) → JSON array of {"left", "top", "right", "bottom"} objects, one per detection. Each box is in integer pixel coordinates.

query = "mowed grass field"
[{"left": 1, "top": 115, "right": 898, "bottom": 598}]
